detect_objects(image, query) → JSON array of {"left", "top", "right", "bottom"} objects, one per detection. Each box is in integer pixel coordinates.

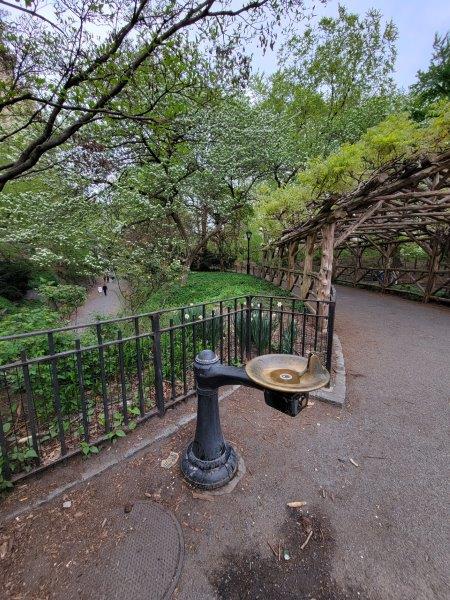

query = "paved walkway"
[
  {"left": 70, "top": 277, "right": 129, "bottom": 325},
  {"left": 1, "top": 287, "right": 449, "bottom": 599}
]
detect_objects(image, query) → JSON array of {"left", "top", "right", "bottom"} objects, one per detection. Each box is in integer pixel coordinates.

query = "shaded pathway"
[{"left": 70, "top": 277, "right": 129, "bottom": 325}]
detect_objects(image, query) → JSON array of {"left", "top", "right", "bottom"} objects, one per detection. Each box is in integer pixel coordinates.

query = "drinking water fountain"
[{"left": 181, "top": 350, "right": 330, "bottom": 490}]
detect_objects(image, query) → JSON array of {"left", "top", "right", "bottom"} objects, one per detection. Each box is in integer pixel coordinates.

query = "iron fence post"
[
  {"left": 151, "top": 313, "right": 165, "bottom": 416},
  {"left": 96, "top": 323, "right": 111, "bottom": 433},
  {"left": 0, "top": 406, "right": 11, "bottom": 480},
  {"left": 75, "top": 339, "right": 90, "bottom": 444},
  {"left": 245, "top": 296, "right": 252, "bottom": 360},
  {"left": 47, "top": 332, "right": 67, "bottom": 455},
  {"left": 133, "top": 317, "right": 145, "bottom": 417},
  {"left": 325, "top": 301, "right": 336, "bottom": 375},
  {"left": 117, "top": 330, "right": 129, "bottom": 426},
  {"left": 20, "top": 351, "right": 40, "bottom": 464}
]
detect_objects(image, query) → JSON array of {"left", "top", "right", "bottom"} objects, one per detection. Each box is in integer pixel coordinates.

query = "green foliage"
[
  {"left": 411, "top": 33, "right": 450, "bottom": 118},
  {"left": 1, "top": 185, "right": 110, "bottom": 280},
  {"left": 140, "top": 272, "right": 290, "bottom": 313},
  {"left": 281, "top": 5, "right": 397, "bottom": 102},
  {"left": 0, "top": 296, "right": 14, "bottom": 313},
  {"left": 0, "top": 306, "right": 62, "bottom": 364},
  {"left": 192, "top": 249, "right": 236, "bottom": 271},
  {"left": 38, "top": 283, "right": 87, "bottom": 318}
]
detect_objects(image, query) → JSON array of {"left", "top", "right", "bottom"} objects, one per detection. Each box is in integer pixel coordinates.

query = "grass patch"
[{"left": 141, "top": 271, "right": 290, "bottom": 312}]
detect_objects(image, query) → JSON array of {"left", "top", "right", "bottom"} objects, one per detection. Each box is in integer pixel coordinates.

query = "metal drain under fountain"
[{"left": 181, "top": 350, "right": 330, "bottom": 490}]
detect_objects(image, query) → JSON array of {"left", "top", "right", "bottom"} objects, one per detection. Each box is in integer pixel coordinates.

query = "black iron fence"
[{"left": 0, "top": 295, "right": 335, "bottom": 482}]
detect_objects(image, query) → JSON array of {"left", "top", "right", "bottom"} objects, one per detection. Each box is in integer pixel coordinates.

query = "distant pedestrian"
[
  {"left": 102, "top": 284, "right": 108, "bottom": 296},
  {"left": 97, "top": 286, "right": 102, "bottom": 294}
]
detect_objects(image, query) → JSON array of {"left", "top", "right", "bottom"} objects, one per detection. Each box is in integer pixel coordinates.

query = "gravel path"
[{"left": 70, "top": 277, "right": 129, "bottom": 325}]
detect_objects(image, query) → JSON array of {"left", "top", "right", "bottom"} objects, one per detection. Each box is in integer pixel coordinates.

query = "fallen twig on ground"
[
  {"left": 300, "top": 530, "right": 313, "bottom": 550},
  {"left": 267, "top": 541, "right": 278, "bottom": 558}
]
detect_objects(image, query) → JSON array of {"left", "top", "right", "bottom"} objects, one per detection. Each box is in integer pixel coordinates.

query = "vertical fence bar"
[
  {"left": 47, "top": 332, "right": 67, "bottom": 456},
  {"left": 257, "top": 302, "right": 263, "bottom": 355},
  {"left": 75, "top": 339, "right": 90, "bottom": 444},
  {"left": 202, "top": 304, "right": 206, "bottom": 348},
  {"left": 96, "top": 323, "right": 110, "bottom": 433},
  {"left": 211, "top": 310, "right": 216, "bottom": 353},
  {"left": 245, "top": 296, "right": 252, "bottom": 360},
  {"left": 290, "top": 299, "right": 295, "bottom": 354},
  {"left": 117, "top": 331, "right": 129, "bottom": 426},
  {"left": 0, "top": 404, "right": 11, "bottom": 479},
  {"left": 240, "top": 303, "right": 245, "bottom": 363},
  {"left": 20, "top": 351, "right": 40, "bottom": 464},
  {"left": 313, "top": 306, "right": 319, "bottom": 351},
  {"left": 268, "top": 297, "right": 273, "bottom": 353},
  {"left": 278, "top": 304, "right": 283, "bottom": 353},
  {"left": 219, "top": 301, "right": 224, "bottom": 362},
  {"left": 325, "top": 301, "right": 335, "bottom": 375},
  {"left": 169, "top": 319, "right": 176, "bottom": 400},
  {"left": 180, "top": 309, "right": 187, "bottom": 395},
  {"left": 227, "top": 306, "right": 231, "bottom": 365},
  {"left": 151, "top": 314, "right": 165, "bottom": 416},
  {"left": 233, "top": 299, "right": 238, "bottom": 361},
  {"left": 192, "top": 316, "right": 197, "bottom": 360},
  {"left": 133, "top": 317, "right": 145, "bottom": 417},
  {"left": 301, "top": 307, "right": 307, "bottom": 355}
]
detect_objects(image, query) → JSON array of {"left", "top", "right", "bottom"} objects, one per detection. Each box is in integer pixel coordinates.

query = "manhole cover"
[{"left": 80, "top": 501, "right": 184, "bottom": 600}]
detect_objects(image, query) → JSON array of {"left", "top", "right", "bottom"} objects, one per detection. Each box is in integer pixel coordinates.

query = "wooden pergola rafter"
[{"left": 265, "top": 149, "right": 450, "bottom": 304}]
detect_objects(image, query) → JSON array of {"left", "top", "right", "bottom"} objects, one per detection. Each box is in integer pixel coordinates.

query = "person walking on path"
[{"left": 102, "top": 284, "right": 108, "bottom": 296}]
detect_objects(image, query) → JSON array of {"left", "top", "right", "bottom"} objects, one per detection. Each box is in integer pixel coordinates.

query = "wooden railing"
[{"left": 236, "top": 258, "right": 449, "bottom": 304}]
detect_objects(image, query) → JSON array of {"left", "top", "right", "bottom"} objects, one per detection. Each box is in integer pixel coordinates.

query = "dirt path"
[
  {"left": 1, "top": 286, "right": 449, "bottom": 599},
  {"left": 70, "top": 277, "right": 129, "bottom": 325}
]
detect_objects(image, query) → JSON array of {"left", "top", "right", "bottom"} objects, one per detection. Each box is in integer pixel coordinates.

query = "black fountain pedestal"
[{"left": 181, "top": 351, "right": 238, "bottom": 490}]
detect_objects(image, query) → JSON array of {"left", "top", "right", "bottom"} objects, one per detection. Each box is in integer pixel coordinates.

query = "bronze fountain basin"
[{"left": 245, "top": 353, "right": 330, "bottom": 393}]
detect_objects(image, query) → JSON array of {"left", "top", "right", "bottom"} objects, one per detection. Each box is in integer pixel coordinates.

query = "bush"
[
  {"left": 38, "top": 283, "right": 87, "bottom": 318},
  {"left": 192, "top": 249, "right": 236, "bottom": 271},
  {"left": 0, "top": 260, "right": 32, "bottom": 301}
]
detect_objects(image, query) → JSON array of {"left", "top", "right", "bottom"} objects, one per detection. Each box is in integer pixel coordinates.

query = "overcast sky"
[{"left": 252, "top": 0, "right": 450, "bottom": 89}]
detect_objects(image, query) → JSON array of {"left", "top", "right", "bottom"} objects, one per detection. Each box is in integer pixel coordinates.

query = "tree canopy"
[{"left": 0, "top": 1, "right": 448, "bottom": 308}]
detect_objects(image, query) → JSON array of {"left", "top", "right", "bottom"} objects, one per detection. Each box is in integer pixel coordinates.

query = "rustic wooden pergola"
[{"left": 262, "top": 149, "right": 450, "bottom": 305}]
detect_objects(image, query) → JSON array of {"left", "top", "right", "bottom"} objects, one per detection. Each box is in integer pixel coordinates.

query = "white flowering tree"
[{"left": 0, "top": 0, "right": 309, "bottom": 190}]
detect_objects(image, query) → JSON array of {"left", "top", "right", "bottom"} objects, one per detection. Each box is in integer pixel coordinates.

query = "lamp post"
[{"left": 245, "top": 230, "right": 252, "bottom": 274}]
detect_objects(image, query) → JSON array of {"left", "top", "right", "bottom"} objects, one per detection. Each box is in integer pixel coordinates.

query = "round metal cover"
[{"left": 80, "top": 501, "right": 184, "bottom": 600}]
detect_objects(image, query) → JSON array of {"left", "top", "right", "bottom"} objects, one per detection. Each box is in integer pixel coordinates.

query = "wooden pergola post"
[
  {"left": 300, "top": 232, "right": 317, "bottom": 298},
  {"left": 287, "top": 241, "right": 299, "bottom": 290},
  {"left": 317, "top": 222, "right": 335, "bottom": 304},
  {"left": 423, "top": 238, "right": 441, "bottom": 302},
  {"left": 381, "top": 243, "right": 397, "bottom": 291}
]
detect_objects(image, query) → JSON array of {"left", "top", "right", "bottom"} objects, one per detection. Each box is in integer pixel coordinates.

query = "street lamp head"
[{"left": 245, "top": 230, "right": 252, "bottom": 240}]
